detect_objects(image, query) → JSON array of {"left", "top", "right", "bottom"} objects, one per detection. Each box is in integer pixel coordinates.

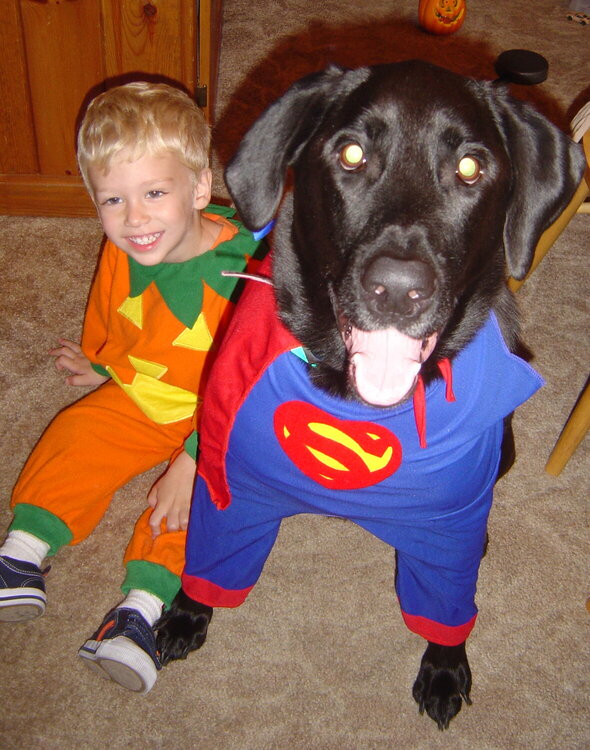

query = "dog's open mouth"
[
  {"left": 220, "top": 271, "right": 439, "bottom": 406},
  {"left": 341, "top": 316, "right": 438, "bottom": 406}
]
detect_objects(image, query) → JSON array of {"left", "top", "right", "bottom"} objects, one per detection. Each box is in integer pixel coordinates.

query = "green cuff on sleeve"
[
  {"left": 183, "top": 431, "right": 199, "bottom": 461},
  {"left": 122, "top": 560, "right": 181, "bottom": 608},
  {"left": 10, "top": 504, "right": 73, "bottom": 556},
  {"left": 91, "top": 362, "right": 110, "bottom": 377}
]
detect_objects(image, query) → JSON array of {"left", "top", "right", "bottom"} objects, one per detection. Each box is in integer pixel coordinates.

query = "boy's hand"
[
  {"left": 50, "top": 338, "right": 109, "bottom": 386},
  {"left": 147, "top": 449, "right": 196, "bottom": 538}
]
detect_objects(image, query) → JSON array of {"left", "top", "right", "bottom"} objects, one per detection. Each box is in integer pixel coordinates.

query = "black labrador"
[{"left": 156, "top": 61, "right": 585, "bottom": 729}]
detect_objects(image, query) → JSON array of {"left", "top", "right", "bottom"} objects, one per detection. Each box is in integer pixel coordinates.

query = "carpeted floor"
[{"left": 0, "top": 1, "right": 588, "bottom": 748}]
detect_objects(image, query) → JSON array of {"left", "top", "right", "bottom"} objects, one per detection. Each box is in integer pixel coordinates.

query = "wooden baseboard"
[{"left": 0, "top": 175, "right": 96, "bottom": 217}]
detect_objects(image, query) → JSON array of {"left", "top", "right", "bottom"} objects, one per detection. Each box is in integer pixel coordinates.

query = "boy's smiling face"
[{"left": 89, "top": 149, "right": 213, "bottom": 265}]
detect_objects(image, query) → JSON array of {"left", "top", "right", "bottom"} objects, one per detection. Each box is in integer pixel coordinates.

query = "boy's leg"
[
  {"left": 2, "top": 381, "right": 190, "bottom": 622},
  {"left": 9, "top": 381, "right": 182, "bottom": 549},
  {"left": 122, "top": 508, "right": 187, "bottom": 606},
  {"left": 77, "top": 514, "right": 188, "bottom": 694},
  {"left": 78, "top": 476, "right": 282, "bottom": 694},
  {"left": 69, "top": 404, "right": 194, "bottom": 693}
]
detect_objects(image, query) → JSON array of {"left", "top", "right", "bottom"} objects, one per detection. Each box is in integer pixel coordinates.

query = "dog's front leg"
[
  {"left": 412, "top": 641, "right": 472, "bottom": 730},
  {"left": 155, "top": 589, "right": 213, "bottom": 665}
]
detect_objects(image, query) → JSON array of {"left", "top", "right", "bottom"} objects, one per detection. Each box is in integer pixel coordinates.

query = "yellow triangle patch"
[
  {"left": 127, "top": 355, "right": 168, "bottom": 380},
  {"left": 117, "top": 295, "right": 143, "bottom": 329},
  {"left": 172, "top": 312, "right": 213, "bottom": 351}
]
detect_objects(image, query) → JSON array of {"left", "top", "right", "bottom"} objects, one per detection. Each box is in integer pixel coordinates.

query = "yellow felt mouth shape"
[{"left": 108, "top": 356, "right": 197, "bottom": 424}]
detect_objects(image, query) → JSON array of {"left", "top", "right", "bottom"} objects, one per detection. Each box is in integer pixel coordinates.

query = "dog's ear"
[
  {"left": 496, "top": 94, "right": 586, "bottom": 280},
  {"left": 225, "top": 66, "right": 370, "bottom": 232}
]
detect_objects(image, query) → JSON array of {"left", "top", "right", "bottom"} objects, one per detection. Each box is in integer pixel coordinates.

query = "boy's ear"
[{"left": 193, "top": 167, "right": 212, "bottom": 209}]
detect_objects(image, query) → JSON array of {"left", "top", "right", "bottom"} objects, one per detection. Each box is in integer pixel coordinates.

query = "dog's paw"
[
  {"left": 155, "top": 589, "right": 213, "bottom": 666},
  {"left": 412, "top": 641, "right": 472, "bottom": 730}
]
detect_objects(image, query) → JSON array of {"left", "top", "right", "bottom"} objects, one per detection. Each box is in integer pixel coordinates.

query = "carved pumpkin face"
[{"left": 419, "top": 0, "right": 466, "bottom": 35}]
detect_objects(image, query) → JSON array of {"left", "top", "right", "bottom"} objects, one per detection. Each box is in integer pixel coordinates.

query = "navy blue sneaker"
[
  {"left": 0, "top": 555, "right": 47, "bottom": 621},
  {"left": 78, "top": 608, "right": 162, "bottom": 694}
]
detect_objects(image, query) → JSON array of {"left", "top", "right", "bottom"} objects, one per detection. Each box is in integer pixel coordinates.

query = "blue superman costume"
[{"left": 182, "top": 256, "right": 543, "bottom": 646}]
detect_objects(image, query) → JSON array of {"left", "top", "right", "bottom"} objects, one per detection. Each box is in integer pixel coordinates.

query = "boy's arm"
[
  {"left": 80, "top": 239, "right": 117, "bottom": 378},
  {"left": 145, "top": 215, "right": 267, "bottom": 536},
  {"left": 49, "top": 240, "right": 116, "bottom": 386},
  {"left": 50, "top": 338, "right": 110, "bottom": 386},
  {"left": 147, "top": 448, "right": 196, "bottom": 538}
]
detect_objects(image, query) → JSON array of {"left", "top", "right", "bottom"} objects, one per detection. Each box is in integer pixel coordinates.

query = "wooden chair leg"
[{"left": 545, "top": 380, "right": 590, "bottom": 476}]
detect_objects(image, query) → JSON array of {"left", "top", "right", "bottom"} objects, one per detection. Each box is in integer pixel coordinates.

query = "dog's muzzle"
[
  {"left": 339, "top": 255, "right": 438, "bottom": 407},
  {"left": 361, "top": 255, "right": 436, "bottom": 319}
]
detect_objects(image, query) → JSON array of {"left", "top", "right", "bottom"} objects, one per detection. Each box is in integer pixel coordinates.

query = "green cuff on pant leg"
[
  {"left": 122, "top": 560, "right": 181, "bottom": 609},
  {"left": 10, "top": 504, "right": 73, "bottom": 555}
]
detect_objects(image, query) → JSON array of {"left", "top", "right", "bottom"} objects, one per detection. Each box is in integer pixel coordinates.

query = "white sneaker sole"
[
  {"left": 78, "top": 635, "right": 158, "bottom": 694},
  {"left": 0, "top": 589, "right": 46, "bottom": 622}
]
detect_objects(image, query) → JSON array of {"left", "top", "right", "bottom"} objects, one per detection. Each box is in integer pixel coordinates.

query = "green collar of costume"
[{"left": 127, "top": 204, "right": 262, "bottom": 328}]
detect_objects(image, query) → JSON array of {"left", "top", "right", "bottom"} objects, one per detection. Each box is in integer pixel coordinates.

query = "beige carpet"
[{"left": 0, "top": 0, "right": 588, "bottom": 748}]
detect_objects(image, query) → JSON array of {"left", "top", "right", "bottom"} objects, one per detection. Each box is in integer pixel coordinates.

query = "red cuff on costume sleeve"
[
  {"left": 181, "top": 573, "right": 253, "bottom": 608},
  {"left": 401, "top": 610, "right": 477, "bottom": 646}
]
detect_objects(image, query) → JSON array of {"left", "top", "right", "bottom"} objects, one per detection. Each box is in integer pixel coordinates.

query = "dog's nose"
[{"left": 361, "top": 256, "right": 435, "bottom": 317}]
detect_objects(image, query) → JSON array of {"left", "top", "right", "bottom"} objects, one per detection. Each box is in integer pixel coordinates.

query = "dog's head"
[{"left": 226, "top": 61, "right": 586, "bottom": 405}]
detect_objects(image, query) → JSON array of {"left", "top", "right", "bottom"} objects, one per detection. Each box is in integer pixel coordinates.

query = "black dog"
[{"left": 156, "top": 61, "right": 585, "bottom": 729}]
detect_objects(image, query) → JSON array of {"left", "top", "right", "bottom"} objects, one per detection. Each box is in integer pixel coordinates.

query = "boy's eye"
[
  {"left": 102, "top": 197, "right": 121, "bottom": 206},
  {"left": 147, "top": 190, "right": 166, "bottom": 199}
]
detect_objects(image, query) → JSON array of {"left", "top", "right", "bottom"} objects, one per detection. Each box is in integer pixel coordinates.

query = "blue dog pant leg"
[{"left": 182, "top": 476, "right": 284, "bottom": 607}]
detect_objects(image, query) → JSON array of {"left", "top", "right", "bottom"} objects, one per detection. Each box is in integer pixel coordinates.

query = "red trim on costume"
[
  {"left": 438, "top": 358, "right": 456, "bottom": 402},
  {"left": 413, "top": 358, "right": 456, "bottom": 449},
  {"left": 412, "top": 377, "right": 427, "bottom": 449},
  {"left": 181, "top": 573, "right": 253, "bottom": 608},
  {"left": 401, "top": 609, "right": 477, "bottom": 646},
  {"left": 198, "top": 254, "right": 299, "bottom": 511}
]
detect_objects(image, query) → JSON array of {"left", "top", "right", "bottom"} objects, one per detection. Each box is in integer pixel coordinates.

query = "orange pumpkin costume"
[{"left": 9, "top": 205, "right": 262, "bottom": 606}]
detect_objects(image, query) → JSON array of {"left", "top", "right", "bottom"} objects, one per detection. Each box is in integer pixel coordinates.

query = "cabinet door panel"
[
  {"left": 0, "top": 0, "right": 213, "bottom": 216},
  {"left": 101, "top": 0, "right": 196, "bottom": 91},
  {"left": 20, "top": 0, "right": 105, "bottom": 176},
  {"left": 0, "top": 0, "right": 37, "bottom": 173}
]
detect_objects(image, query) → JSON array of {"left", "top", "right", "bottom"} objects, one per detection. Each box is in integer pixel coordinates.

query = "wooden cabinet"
[{"left": 0, "top": 0, "right": 221, "bottom": 217}]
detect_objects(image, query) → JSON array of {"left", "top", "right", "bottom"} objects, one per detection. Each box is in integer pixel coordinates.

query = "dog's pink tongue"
[{"left": 345, "top": 325, "right": 438, "bottom": 406}]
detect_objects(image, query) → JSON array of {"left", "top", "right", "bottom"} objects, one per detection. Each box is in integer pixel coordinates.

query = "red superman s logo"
[{"left": 273, "top": 401, "right": 402, "bottom": 489}]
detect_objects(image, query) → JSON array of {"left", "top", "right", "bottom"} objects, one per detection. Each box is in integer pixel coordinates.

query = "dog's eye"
[
  {"left": 339, "top": 143, "right": 366, "bottom": 171},
  {"left": 456, "top": 156, "right": 482, "bottom": 184}
]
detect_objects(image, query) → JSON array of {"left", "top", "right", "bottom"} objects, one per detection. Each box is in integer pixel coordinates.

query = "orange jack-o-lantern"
[{"left": 418, "top": 0, "right": 466, "bottom": 35}]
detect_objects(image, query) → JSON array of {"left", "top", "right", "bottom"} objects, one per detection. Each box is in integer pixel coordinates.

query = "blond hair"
[{"left": 77, "top": 82, "right": 210, "bottom": 196}]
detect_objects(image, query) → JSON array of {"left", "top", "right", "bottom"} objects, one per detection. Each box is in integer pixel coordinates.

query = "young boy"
[{"left": 0, "top": 82, "right": 263, "bottom": 694}]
